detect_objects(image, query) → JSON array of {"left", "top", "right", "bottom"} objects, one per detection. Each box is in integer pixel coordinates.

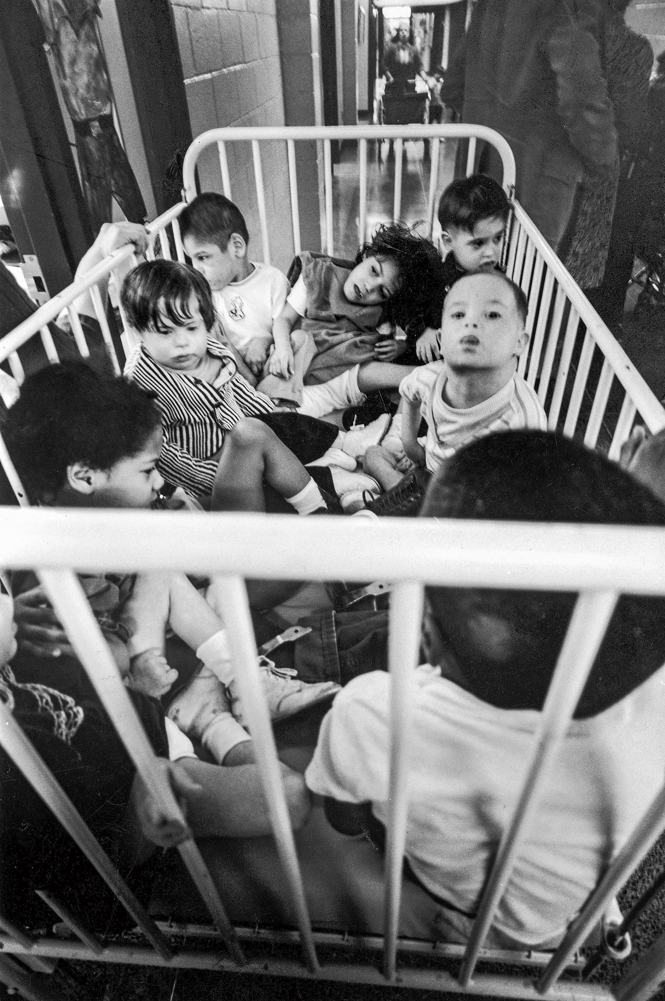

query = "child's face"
[
  {"left": 0, "top": 592, "right": 17, "bottom": 665},
  {"left": 183, "top": 235, "right": 243, "bottom": 292},
  {"left": 89, "top": 427, "right": 165, "bottom": 508},
  {"left": 441, "top": 215, "right": 506, "bottom": 272},
  {"left": 140, "top": 296, "right": 210, "bottom": 373},
  {"left": 343, "top": 255, "right": 401, "bottom": 306},
  {"left": 440, "top": 273, "right": 527, "bottom": 372}
]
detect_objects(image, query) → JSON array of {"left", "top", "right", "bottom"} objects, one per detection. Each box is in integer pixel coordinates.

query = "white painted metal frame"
[{"left": 3, "top": 125, "right": 665, "bottom": 998}]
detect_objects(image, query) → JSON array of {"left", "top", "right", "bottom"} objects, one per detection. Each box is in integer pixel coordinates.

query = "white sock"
[
  {"left": 202, "top": 715, "right": 251, "bottom": 764},
  {"left": 196, "top": 629, "right": 234, "bottom": 685},
  {"left": 285, "top": 478, "right": 326, "bottom": 515}
]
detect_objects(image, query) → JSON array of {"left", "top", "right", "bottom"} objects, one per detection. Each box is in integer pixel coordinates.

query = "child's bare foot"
[{"left": 127, "top": 647, "right": 179, "bottom": 698}]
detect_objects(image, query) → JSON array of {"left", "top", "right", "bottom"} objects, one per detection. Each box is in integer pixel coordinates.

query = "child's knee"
[{"left": 227, "top": 417, "right": 273, "bottom": 450}]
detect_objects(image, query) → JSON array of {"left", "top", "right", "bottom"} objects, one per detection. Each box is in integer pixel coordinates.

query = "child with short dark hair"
[
  {"left": 415, "top": 173, "right": 511, "bottom": 364},
  {"left": 362, "top": 271, "right": 546, "bottom": 507},
  {"left": 3, "top": 361, "right": 338, "bottom": 763}
]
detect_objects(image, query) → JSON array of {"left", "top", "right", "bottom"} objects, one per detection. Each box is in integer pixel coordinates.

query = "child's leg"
[
  {"left": 257, "top": 330, "right": 316, "bottom": 405},
  {"left": 296, "top": 362, "right": 415, "bottom": 420},
  {"left": 212, "top": 417, "right": 327, "bottom": 514}
]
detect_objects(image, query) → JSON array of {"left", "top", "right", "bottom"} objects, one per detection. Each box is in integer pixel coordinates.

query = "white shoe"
[
  {"left": 342, "top": 414, "right": 391, "bottom": 459},
  {"left": 167, "top": 666, "right": 233, "bottom": 740},
  {"left": 330, "top": 468, "right": 381, "bottom": 496},
  {"left": 228, "top": 661, "right": 339, "bottom": 726},
  {"left": 340, "top": 487, "right": 381, "bottom": 513}
]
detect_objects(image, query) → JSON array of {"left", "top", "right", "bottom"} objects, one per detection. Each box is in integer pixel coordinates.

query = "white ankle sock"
[
  {"left": 285, "top": 478, "right": 326, "bottom": 515},
  {"left": 202, "top": 715, "right": 251, "bottom": 764},
  {"left": 196, "top": 629, "right": 234, "bottom": 685}
]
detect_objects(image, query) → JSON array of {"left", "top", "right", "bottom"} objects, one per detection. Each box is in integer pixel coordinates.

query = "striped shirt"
[
  {"left": 399, "top": 361, "right": 547, "bottom": 473},
  {"left": 125, "top": 338, "right": 274, "bottom": 497}
]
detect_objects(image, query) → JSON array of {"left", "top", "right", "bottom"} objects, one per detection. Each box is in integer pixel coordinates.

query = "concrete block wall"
[{"left": 171, "top": 0, "right": 296, "bottom": 270}]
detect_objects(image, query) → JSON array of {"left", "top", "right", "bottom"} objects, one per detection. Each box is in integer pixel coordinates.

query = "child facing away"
[
  {"left": 415, "top": 172, "right": 512, "bottom": 364},
  {"left": 362, "top": 271, "right": 547, "bottom": 502},
  {"left": 179, "top": 193, "right": 434, "bottom": 417},
  {"left": 3, "top": 362, "right": 338, "bottom": 774},
  {"left": 306, "top": 430, "right": 665, "bottom": 949}
]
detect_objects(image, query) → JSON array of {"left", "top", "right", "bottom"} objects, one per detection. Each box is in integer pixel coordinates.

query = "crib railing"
[
  {"left": 2, "top": 510, "right": 665, "bottom": 1000},
  {"left": 2, "top": 125, "right": 665, "bottom": 999}
]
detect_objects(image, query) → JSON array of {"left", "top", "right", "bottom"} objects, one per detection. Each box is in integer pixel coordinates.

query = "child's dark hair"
[
  {"left": 451, "top": 270, "right": 528, "bottom": 325},
  {"left": 422, "top": 431, "right": 665, "bottom": 719},
  {"left": 438, "top": 174, "right": 510, "bottom": 233},
  {"left": 178, "top": 192, "right": 249, "bottom": 250},
  {"left": 120, "top": 260, "right": 216, "bottom": 334},
  {"left": 2, "top": 361, "right": 162, "bottom": 503},
  {"left": 357, "top": 223, "right": 445, "bottom": 335}
]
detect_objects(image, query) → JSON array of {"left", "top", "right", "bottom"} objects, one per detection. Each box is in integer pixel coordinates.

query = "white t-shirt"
[
  {"left": 399, "top": 361, "right": 547, "bottom": 473},
  {"left": 306, "top": 663, "right": 665, "bottom": 949},
  {"left": 212, "top": 262, "right": 289, "bottom": 352},
  {"left": 286, "top": 274, "right": 308, "bottom": 316}
]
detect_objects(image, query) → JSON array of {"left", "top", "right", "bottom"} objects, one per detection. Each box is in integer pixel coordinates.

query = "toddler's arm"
[
  {"left": 268, "top": 302, "right": 299, "bottom": 378},
  {"left": 415, "top": 326, "right": 441, "bottom": 364},
  {"left": 243, "top": 337, "right": 272, "bottom": 377},
  {"left": 402, "top": 398, "right": 426, "bottom": 467}
]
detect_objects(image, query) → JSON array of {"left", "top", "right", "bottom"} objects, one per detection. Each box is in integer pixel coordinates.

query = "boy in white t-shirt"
[{"left": 363, "top": 271, "right": 547, "bottom": 494}]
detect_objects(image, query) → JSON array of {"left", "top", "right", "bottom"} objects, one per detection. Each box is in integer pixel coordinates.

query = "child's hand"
[
  {"left": 131, "top": 757, "right": 200, "bottom": 848},
  {"left": 243, "top": 337, "right": 271, "bottom": 376},
  {"left": 267, "top": 342, "right": 295, "bottom": 378},
  {"left": 127, "top": 647, "right": 179, "bottom": 698},
  {"left": 13, "top": 586, "right": 75, "bottom": 659},
  {"left": 374, "top": 337, "right": 407, "bottom": 361},
  {"left": 619, "top": 425, "right": 647, "bottom": 470},
  {"left": 416, "top": 327, "right": 441, "bottom": 363}
]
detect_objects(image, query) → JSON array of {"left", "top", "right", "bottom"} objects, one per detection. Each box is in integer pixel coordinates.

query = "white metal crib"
[{"left": 1, "top": 125, "right": 665, "bottom": 1001}]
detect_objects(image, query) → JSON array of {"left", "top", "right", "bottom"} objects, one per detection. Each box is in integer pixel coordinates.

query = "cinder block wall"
[{"left": 171, "top": 0, "right": 295, "bottom": 270}]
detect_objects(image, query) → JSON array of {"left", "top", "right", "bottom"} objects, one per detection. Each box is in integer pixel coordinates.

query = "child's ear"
[
  {"left": 440, "top": 230, "right": 453, "bottom": 253},
  {"left": 66, "top": 462, "right": 106, "bottom": 496},
  {"left": 513, "top": 328, "right": 530, "bottom": 358},
  {"left": 229, "top": 233, "right": 248, "bottom": 259}
]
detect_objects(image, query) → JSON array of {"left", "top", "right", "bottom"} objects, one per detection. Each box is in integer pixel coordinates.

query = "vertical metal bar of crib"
[
  {"left": 508, "top": 226, "right": 528, "bottom": 288},
  {"left": 66, "top": 308, "right": 91, "bottom": 358},
  {"left": 505, "top": 213, "right": 521, "bottom": 280},
  {"left": 358, "top": 138, "right": 368, "bottom": 245},
  {"left": 539, "top": 784, "right": 665, "bottom": 993},
  {"left": 393, "top": 138, "right": 403, "bottom": 222},
  {"left": 0, "top": 433, "right": 28, "bottom": 505},
  {"left": 0, "top": 916, "right": 57, "bottom": 973},
  {"left": 89, "top": 286, "right": 121, "bottom": 375},
  {"left": 252, "top": 139, "right": 271, "bottom": 266},
  {"left": 537, "top": 285, "right": 566, "bottom": 407},
  {"left": 526, "top": 268, "right": 555, "bottom": 389},
  {"left": 382, "top": 581, "right": 425, "bottom": 982},
  {"left": 0, "top": 915, "right": 37, "bottom": 951},
  {"left": 172, "top": 216, "right": 186, "bottom": 263},
  {"left": 458, "top": 589, "right": 619, "bottom": 987},
  {"left": 0, "top": 954, "right": 66, "bottom": 1001},
  {"left": 210, "top": 576, "right": 320, "bottom": 974},
  {"left": 324, "top": 139, "right": 334, "bottom": 255},
  {"left": 608, "top": 395, "right": 637, "bottom": 462},
  {"left": 548, "top": 306, "right": 581, "bottom": 430},
  {"left": 426, "top": 139, "right": 440, "bottom": 239},
  {"left": 217, "top": 141, "right": 232, "bottom": 198},
  {"left": 519, "top": 250, "right": 543, "bottom": 380},
  {"left": 34, "top": 892, "right": 104, "bottom": 954},
  {"left": 6, "top": 351, "right": 25, "bottom": 385},
  {"left": 583, "top": 359, "right": 615, "bottom": 449},
  {"left": 38, "top": 326, "right": 59, "bottom": 364},
  {"left": 465, "top": 136, "right": 477, "bottom": 176},
  {"left": 0, "top": 703, "right": 173, "bottom": 960},
  {"left": 37, "top": 569, "right": 246, "bottom": 965},
  {"left": 613, "top": 928, "right": 665, "bottom": 1001},
  {"left": 563, "top": 331, "right": 595, "bottom": 438},
  {"left": 287, "top": 139, "right": 302, "bottom": 255},
  {"left": 158, "top": 228, "right": 172, "bottom": 260}
]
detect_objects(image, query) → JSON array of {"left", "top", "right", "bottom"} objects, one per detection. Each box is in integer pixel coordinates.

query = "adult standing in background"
[
  {"left": 440, "top": 0, "right": 618, "bottom": 253},
  {"left": 564, "top": 0, "right": 652, "bottom": 297},
  {"left": 383, "top": 23, "right": 433, "bottom": 95}
]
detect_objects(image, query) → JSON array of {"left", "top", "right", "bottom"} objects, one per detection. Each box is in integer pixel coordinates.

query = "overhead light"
[{"left": 382, "top": 6, "right": 411, "bottom": 18}]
